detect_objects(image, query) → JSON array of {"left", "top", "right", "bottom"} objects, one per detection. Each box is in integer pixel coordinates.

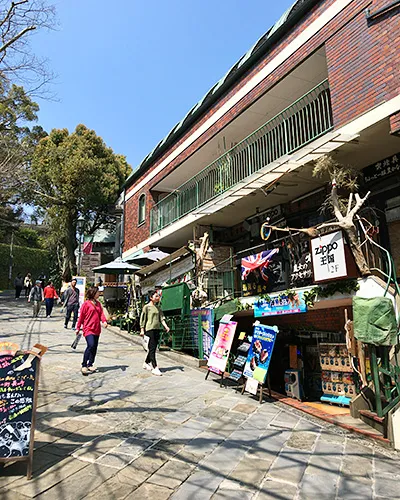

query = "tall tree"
[
  {"left": 0, "top": 79, "right": 44, "bottom": 236},
  {"left": 30, "top": 124, "right": 131, "bottom": 281},
  {"left": 0, "top": 0, "right": 56, "bottom": 94}
]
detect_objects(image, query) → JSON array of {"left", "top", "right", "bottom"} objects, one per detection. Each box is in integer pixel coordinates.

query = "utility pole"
[{"left": 8, "top": 231, "right": 14, "bottom": 289}]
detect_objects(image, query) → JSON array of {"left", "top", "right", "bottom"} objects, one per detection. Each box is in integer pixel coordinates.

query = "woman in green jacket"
[{"left": 140, "top": 290, "right": 170, "bottom": 376}]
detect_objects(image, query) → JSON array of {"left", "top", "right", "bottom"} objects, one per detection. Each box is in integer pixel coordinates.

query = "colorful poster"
[
  {"left": 254, "top": 291, "right": 307, "bottom": 318},
  {"left": 207, "top": 320, "right": 237, "bottom": 374},
  {"left": 241, "top": 249, "right": 284, "bottom": 297},
  {"left": 243, "top": 324, "right": 278, "bottom": 383},
  {"left": 72, "top": 276, "right": 86, "bottom": 306},
  {"left": 191, "top": 308, "right": 214, "bottom": 359}
]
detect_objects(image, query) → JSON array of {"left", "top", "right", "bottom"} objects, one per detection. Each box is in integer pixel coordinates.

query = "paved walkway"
[{"left": 0, "top": 293, "right": 399, "bottom": 499}]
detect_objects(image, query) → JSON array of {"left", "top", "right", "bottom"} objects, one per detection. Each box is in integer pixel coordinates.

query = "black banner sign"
[{"left": 363, "top": 152, "right": 400, "bottom": 184}]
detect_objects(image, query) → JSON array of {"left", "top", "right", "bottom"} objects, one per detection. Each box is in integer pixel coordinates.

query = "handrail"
[{"left": 151, "top": 79, "right": 333, "bottom": 234}]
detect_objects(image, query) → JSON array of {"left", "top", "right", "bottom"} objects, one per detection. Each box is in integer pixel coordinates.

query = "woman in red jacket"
[
  {"left": 43, "top": 281, "right": 59, "bottom": 318},
  {"left": 75, "top": 286, "right": 108, "bottom": 375}
]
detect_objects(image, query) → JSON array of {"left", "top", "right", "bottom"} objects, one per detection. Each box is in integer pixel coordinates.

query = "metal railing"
[{"left": 150, "top": 79, "right": 333, "bottom": 234}]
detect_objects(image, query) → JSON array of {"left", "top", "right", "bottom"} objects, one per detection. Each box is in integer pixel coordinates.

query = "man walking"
[
  {"left": 14, "top": 273, "right": 24, "bottom": 299},
  {"left": 63, "top": 278, "right": 80, "bottom": 329},
  {"left": 28, "top": 280, "right": 44, "bottom": 318},
  {"left": 44, "top": 280, "right": 59, "bottom": 318}
]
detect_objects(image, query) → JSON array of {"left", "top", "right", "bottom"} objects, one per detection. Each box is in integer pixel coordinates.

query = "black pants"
[
  {"left": 82, "top": 334, "right": 99, "bottom": 367},
  {"left": 65, "top": 303, "right": 79, "bottom": 328},
  {"left": 45, "top": 298, "right": 54, "bottom": 317},
  {"left": 24, "top": 285, "right": 31, "bottom": 297},
  {"left": 15, "top": 286, "right": 22, "bottom": 298},
  {"left": 145, "top": 329, "right": 160, "bottom": 368}
]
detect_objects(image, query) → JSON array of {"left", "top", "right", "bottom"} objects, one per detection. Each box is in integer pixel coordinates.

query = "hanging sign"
[
  {"left": 244, "top": 324, "right": 278, "bottom": 383},
  {"left": 310, "top": 231, "right": 347, "bottom": 282},
  {"left": 0, "top": 344, "right": 47, "bottom": 479},
  {"left": 363, "top": 152, "right": 400, "bottom": 184},
  {"left": 254, "top": 291, "right": 307, "bottom": 318},
  {"left": 207, "top": 320, "right": 237, "bottom": 374}
]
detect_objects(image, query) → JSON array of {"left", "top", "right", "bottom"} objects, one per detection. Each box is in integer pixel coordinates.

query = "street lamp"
[{"left": 76, "top": 216, "right": 85, "bottom": 275}]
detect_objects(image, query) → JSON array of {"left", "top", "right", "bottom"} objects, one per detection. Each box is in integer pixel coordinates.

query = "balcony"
[{"left": 150, "top": 80, "right": 333, "bottom": 235}]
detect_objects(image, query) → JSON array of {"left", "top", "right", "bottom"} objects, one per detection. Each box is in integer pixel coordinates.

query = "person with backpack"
[
  {"left": 63, "top": 278, "right": 80, "bottom": 329},
  {"left": 43, "top": 281, "right": 59, "bottom": 318},
  {"left": 28, "top": 280, "right": 44, "bottom": 318},
  {"left": 75, "top": 286, "right": 108, "bottom": 375}
]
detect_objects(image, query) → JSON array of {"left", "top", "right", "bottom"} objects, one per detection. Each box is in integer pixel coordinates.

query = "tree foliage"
[
  {"left": 30, "top": 124, "right": 131, "bottom": 281},
  {"left": 0, "top": 79, "right": 45, "bottom": 235}
]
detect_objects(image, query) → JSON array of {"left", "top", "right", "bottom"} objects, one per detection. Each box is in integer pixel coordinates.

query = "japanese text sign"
[
  {"left": 243, "top": 324, "right": 278, "bottom": 383},
  {"left": 311, "top": 231, "right": 347, "bottom": 282},
  {"left": 207, "top": 320, "right": 237, "bottom": 374}
]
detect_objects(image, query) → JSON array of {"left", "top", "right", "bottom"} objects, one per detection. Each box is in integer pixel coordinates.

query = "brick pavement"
[{"left": 0, "top": 293, "right": 399, "bottom": 499}]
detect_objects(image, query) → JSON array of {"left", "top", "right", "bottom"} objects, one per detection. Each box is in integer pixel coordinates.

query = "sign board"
[
  {"left": 72, "top": 276, "right": 86, "bottom": 305},
  {"left": 191, "top": 308, "right": 214, "bottom": 359},
  {"left": 241, "top": 249, "right": 284, "bottom": 297},
  {"left": 207, "top": 320, "right": 237, "bottom": 374},
  {"left": 363, "top": 152, "right": 400, "bottom": 184},
  {"left": 0, "top": 344, "right": 47, "bottom": 479},
  {"left": 254, "top": 291, "right": 307, "bottom": 318},
  {"left": 244, "top": 324, "right": 278, "bottom": 383},
  {"left": 245, "top": 377, "right": 259, "bottom": 395},
  {"left": 310, "top": 231, "right": 347, "bottom": 282}
]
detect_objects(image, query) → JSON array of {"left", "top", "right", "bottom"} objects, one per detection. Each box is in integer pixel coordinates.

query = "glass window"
[{"left": 138, "top": 194, "right": 146, "bottom": 225}]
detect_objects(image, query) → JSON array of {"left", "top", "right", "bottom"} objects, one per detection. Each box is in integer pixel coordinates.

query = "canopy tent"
[
  {"left": 92, "top": 257, "right": 140, "bottom": 275},
  {"left": 126, "top": 248, "right": 169, "bottom": 266}
]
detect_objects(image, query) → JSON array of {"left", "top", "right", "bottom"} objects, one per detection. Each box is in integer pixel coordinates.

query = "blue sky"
[{"left": 30, "top": 0, "right": 295, "bottom": 170}]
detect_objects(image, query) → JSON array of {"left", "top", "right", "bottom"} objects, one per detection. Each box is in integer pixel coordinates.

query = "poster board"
[
  {"left": 72, "top": 276, "right": 86, "bottom": 305},
  {"left": 243, "top": 324, "right": 278, "bottom": 384},
  {"left": 207, "top": 319, "right": 237, "bottom": 374},
  {"left": 191, "top": 308, "right": 214, "bottom": 359},
  {"left": 0, "top": 344, "right": 47, "bottom": 479},
  {"left": 254, "top": 291, "right": 307, "bottom": 318}
]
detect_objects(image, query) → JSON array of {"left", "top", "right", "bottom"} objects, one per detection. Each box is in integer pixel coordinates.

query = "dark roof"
[{"left": 124, "top": 0, "right": 320, "bottom": 189}]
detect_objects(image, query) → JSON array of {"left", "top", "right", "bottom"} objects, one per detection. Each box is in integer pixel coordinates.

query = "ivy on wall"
[{"left": 0, "top": 243, "right": 50, "bottom": 289}]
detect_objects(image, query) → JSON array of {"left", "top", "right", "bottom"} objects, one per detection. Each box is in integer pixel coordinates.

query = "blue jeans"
[
  {"left": 82, "top": 334, "right": 99, "bottom": 367},
  {"left": 45, "top": 298, "right": 54, "bottom": 317},
  {"left": 65, "top": 303, "right": 79, "bottom": 328}
]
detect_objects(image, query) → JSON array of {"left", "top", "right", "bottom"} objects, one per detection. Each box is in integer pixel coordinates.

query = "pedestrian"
[
  {"left": 24, "top": 273, "right": 32, "bottom": 298},
  {"left": 140, "top": 290, "right": 170, "bottom": 376},
  {"left": 43, "top": 281, "right": 59, "bottom": 318},
  {"left": 75, "top": 286, "right": 108, "bottom": 375},
  {"left": 14, "top": 273, "right": 24, "bottom": 299},
  {"left": 62, "top": 278, "right": 80, "bottom": 329},
  {"left": 28, "top": 280, "right": 44, "bottom": 318}
]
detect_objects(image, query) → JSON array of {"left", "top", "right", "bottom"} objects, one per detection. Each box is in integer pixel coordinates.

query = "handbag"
[
  {"left": 142, "top": 334, "right": 149, "bottom": 352},
  {"left": 71, "top": 333, "right": 82, "bottom": 349}
]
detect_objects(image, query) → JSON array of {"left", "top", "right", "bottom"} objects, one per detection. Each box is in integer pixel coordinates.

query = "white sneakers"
[{"left": 143, "top": 362, "right": 162, "bottom": 375}]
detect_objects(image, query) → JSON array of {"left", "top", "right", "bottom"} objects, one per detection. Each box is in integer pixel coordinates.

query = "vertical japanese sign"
[
  {"left": 207, "top": 320, "right": 237, "bottom": 374},
  {"left": 311, "top": 231, "right": 347, "bottom": 282},
  {"left": 191, "top": 308, "right": 214, "bottom": 359},
  {"left": 243, "top": 324, "right": 278, "bottom": 383}
]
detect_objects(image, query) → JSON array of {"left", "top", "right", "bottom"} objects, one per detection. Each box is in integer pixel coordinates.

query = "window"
[{"left": 138, "top": 194, "right": 146, "bottom": 225}]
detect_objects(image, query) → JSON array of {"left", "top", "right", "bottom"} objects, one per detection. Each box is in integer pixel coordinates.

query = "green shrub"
[{"left": 0, "top": 243, "right": 50, "bottom": 289}]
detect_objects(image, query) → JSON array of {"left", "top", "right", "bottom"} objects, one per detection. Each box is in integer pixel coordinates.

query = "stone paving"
[{"left": 1, "top": 293, "right": 400, "bottom": 499}]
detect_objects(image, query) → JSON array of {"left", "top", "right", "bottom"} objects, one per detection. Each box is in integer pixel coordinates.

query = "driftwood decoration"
[
  {"left": 192, "top": 232, "right": 210, "bottom": 307},
  {"left": 261, "top": 179, "right": 371, "bottom": 276}
]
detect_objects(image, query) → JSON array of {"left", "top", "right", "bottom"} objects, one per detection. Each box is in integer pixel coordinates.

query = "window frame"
[{"left": 138, "top": 193, "right": 146, "bottom": 226}]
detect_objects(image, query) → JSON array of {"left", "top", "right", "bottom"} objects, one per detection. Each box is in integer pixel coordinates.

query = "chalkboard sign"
[{"left": 0, "top": 344, "right": 47, "bottom": 479}]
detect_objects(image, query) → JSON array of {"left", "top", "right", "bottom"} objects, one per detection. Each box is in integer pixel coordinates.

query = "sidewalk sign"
[
  {"left": 72, "top": 276, "right": 86, "bottom": 305},
  {"left": 242, "top": 323, "right": 278, "bottom": 402},
  {"left": 205, "top": 315, "right": 237, "bottom": 386},
  {"left": 0, "top": 343, "right": 47, "bottom": 479}
]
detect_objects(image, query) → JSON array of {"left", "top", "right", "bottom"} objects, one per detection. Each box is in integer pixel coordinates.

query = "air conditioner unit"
[{"left": 285, "top": 369, "right": 302, "bottom": 401}]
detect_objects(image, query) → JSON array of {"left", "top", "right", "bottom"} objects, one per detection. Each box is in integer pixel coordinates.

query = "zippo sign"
[{"left": 311, "top": 231, "right": 347, "bottom": 282}]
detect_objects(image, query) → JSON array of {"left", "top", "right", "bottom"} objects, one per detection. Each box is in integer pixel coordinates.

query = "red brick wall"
[
  {"left": 390, "top": 111, "right": 400, "bottom": 135},
  {"left": 326, "top": 0, "right": 400, "bottom": 128},
  {"left": 124, "top": 0, "right": 400, "bottom": 251},
  {"left": 267, "top": 306, "right": 350, "bottom": 332}
]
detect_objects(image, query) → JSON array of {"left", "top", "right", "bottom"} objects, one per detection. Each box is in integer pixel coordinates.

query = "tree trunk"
[
  {"left": 345, "top": 224, "right": 371, "bottom": 277},
  {"left": 61, "top": 217, "right": 77, "bottom": 282}
]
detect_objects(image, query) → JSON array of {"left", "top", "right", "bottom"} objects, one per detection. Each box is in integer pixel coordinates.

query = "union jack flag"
[{"left": 241, "top": 249, "right": 279, "bottom": 282}]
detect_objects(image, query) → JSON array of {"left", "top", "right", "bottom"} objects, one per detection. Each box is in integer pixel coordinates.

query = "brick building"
[{"left": 119, "top": 0, "right": 400, "bottom": 437}]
